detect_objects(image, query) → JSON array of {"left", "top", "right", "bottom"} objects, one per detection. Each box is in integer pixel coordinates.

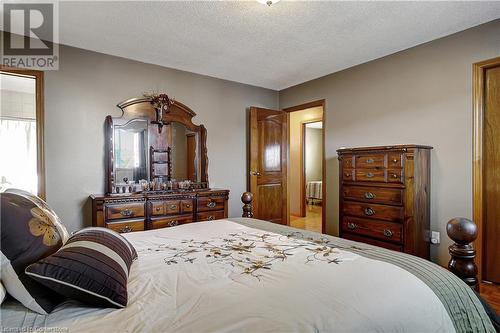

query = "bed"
[{"left": 1, "top": 194, "right": 496, "bottom": 333}]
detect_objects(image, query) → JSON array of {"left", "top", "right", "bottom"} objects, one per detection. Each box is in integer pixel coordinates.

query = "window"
[{"left": 0, "top": 68, "right": 45, "bottom": 198}]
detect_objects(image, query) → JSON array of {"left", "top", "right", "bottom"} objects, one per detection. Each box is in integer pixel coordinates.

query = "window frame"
[{"left": 0, "top": 67, "right": 45, "bottom": 199}]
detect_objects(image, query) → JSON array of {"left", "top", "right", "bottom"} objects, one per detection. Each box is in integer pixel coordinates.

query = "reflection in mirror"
[
  {"left": 114, "top": 119, "right": 149, "bottom": 186},
  {"left": 170, "top": 122, "right": 200, "bottom": 182}
]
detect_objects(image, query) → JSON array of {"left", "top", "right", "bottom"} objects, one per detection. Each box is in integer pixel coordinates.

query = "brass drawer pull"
[
  {"left": 207, "top": 201, "right": 216, "bottom": 208},
  {"left": 120, "top": 209, "right": 133, "bottom": 217},
  {"left": 366, "top": 172, "right": 374, "bottom": 178},
  {"left": 364, "top": 207, "right": 375, "bottom": 216},
  {"left": 345, "top": 172, "right": 351, "bottom": 177},
  {"left": 168, "top": 220, "right": 179, "bottom": 227},
  {"left": 392, "top": 159, "right": 399, "bottom": 163},
  {"left": 347, "top": 222, "right": 357, "bottom": 230},
  {"left": 155, "top": 207, "right": 161, "bottom": 212},
  {"left": 364, "top": 192, "right": 376, "bottom": 199},
  {"left": 184, "top": 204, "right": 191, "bottom": 208},
  {"left": 391, "top": 173, "right": 399, "bottom": 179},
  {"left": 208, "top": 215, "right": 215, "bottom": 221},
  {"left": 169, "top": 204, "right": 178, "bottom": 210},
  {"left": 119, "top": 226, "right": 132, "bottom": 233},
  {"left": 383, "top": 229, "right": 394, "bottom": 238},
  {"left": 366, "top": 158, "right": 374, "bottom": 164}
]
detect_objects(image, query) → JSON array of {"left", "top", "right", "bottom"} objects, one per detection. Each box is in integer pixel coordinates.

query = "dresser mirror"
[{"left": 106, "top": 96, "right": 208, "bottom": 195}]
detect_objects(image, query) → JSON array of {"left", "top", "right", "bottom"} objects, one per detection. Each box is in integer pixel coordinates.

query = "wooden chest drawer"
[
  {"left": 341, "top": 217, "right": 402, "bottom": 243},
  {"left": 342, "top": 233, "right": 403, "bottom": 252},
  {"left": 355, "top": 169, "right": 386, "bottom": 182},
  {"left": 196, "top": 210, "right": 225, "bottom": 222},
  {"left": 150, "top": 201, "right": 165, "bottom": 216},
  {"left": 355, "top": 154, "right": 386, "bottom": 168},
  {"left": 343, "top": 202, "right": 404, "bottom": 222},
  {"left": 387, "top": 169, "right": 403, "bottom": 183},
  {"left": 181, "top": 200, "right": 193, "bottom": 213},
  {"left": 106, "top": 202, "right": 145, "bottom": 220},
  {"left": 343, "top": 169, "right": 354, "bottom": 181},
  {"left": 106, "top": 219, "right": 144, "bottom": 233},
  {"left": 343, "top": 186, "right": 403, "bottom": 206},
  {"left": 197, "top": 197, "right": 225, "bottom": 212},
  {"left": 164, "top": 200, "right": 181, "bottom": 215},
  {"left": 150, "top": 214, "right": 193, "bottom": 229},
  {"left": 341, "top": 155, "right": 354, "bottom": 169},
  {"left": 388, "top": 153, "right": 403, "bottom": 168}
]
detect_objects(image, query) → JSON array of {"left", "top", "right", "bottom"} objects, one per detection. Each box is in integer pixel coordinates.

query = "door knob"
[{"left": 250, "top": 171, "right": 261, "bottom": 176}]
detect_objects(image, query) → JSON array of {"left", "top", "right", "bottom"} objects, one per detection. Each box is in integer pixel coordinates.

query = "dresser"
[
  {"left": 337, "top": 145, "right": 432, "bottom": 259},
  {"left": 91, "top": 189, "right": 229, "bottom": 233}
]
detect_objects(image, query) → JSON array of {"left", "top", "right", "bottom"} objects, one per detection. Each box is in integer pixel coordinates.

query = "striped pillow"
[{"left": 25, "top": 228, "right": 137, "bottom": 308}]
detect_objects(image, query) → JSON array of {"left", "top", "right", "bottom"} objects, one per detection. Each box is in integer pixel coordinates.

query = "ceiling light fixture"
[{"left": 256, "top": 0, "right": 281, "bottom": 6}]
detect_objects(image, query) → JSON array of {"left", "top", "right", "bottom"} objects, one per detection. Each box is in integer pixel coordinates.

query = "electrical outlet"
[{"left": 431, "top": 231, "right": 440, "bottom": 245}]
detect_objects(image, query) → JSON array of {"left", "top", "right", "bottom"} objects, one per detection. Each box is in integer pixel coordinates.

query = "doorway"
[
  {"left": 284, "top": 101, "right": 325, "bottom": 233},
  {"left": 473, "top": 56, "right": 500, "bottom": 285}
]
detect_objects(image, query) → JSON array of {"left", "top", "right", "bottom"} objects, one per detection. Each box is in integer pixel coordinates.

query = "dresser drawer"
[
  {"left": 355, "top": 154, "right": 386, "bottom": 169},
  {"left": 164, "top": 200, "right": 181, "bottom": 215},
  {"left": 343, "top": 186, "right": 403, "bottom": 206},
  {"left": 197, "top": 197, "right": 225, "bottom": 212},
  {"left": 388, "top": 153, "right": 403, "bottom": 168},
  {"left": 341, "top": 217, "right": 402, "bottom": 243},
  {"left": 181, "top": 200, "right": 194, "bottom": 213},
  {"left": 343, "top": 169, "right": 354, "bottom": 181},
  {"left": 342, "top": 233, "right": 403, "bottom": 252},
  {"left": 150, "top": 201, "right": 165, "bottom": 216},
  {"left": 343, "top": 202, "right": 404, "bottom": 222},
  {"left": 341, "top": 155, "right": 354, "bottom": 169},
  {"left": 106, "top": 219, "right": 144, "bottom": 233},
  {"left": 196, "top": 210, "right": 225, "bottom": 221},
  {"left": 106, "top": 203, "right": 145, "bottom": 220},
  {"left": 355, "top": 169, "right": 386, "bottom": 182},
  {"left": 387, "top": 169, "right": 403, "bottom": 183},
  {"left": 150, "top": 214, "right": 193, "bottom": 229}
]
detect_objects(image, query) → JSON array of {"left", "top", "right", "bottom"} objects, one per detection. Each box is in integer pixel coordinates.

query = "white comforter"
[{"left": 1, "top": 220, "right": 455, "bottom": 333}]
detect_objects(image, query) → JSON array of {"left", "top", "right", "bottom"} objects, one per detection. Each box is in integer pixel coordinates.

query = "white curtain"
[{"left": 0, "top": 119, "right": 38, "bottom": 194}]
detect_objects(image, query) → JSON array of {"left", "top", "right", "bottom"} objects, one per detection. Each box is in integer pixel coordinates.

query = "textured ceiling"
[{"left": 26, "top": 2, "right": 500, "bottom": 89}]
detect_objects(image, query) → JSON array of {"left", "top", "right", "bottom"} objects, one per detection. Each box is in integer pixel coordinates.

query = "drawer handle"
[
  {"left": 366, "top": 172, "right": 374, "bottom": 178},
  {"left": 120, "top": 209, "right": 133, "bottom": 217},
  {"left": 208, "top": 215, "right": 215, "bottom": 221},
  {"left": 119, "top": 226, "right": 132, "bottom": 233},
  {"left": 364, "top": 192, "right": 376, "bottom": 199},
  {"left": 366, "top": 158, "right": 374, "bottom": 164},
  {"left": 345, "top": 172, "right": 351, "bottom": 177},
  {"left": 207, "top": 202, "right": 217, "bottom": 208},
  {"left": 185, "top": 204, "right": 191, "bottom": 208},
  {"left": 364, "top": 207, "right": 375, "bottom": 216},
  {"left": 347, "top": 222, "right": 357, "bottom": 230},
  {"left": 168, "top": 220, "right": 179, "bottom": 227},
  {"left": 169, "top": 204, "right": 178, "bottom": 210},
  {"left": 392, "top": 159, "right": 399, "bottom": 163},
  {"left": 383, "top": 229, "right": 394, "bottom": 238},
  {"left": 155, "top": 207, "right": 161, "bottom": 212},
  {"left": 391, "top": 173, "right": 399, "bottom": 179}
]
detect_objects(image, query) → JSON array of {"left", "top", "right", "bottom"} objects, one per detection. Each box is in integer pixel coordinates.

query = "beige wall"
[
  {"left": 279, "top": 19, "right": 500, "bottom": 265},
  {"left": 288, "top": 107, "right": 323, "bottom": 216},
  {"left": 44, "top": 44, "right": 278, "bottom": 232}
]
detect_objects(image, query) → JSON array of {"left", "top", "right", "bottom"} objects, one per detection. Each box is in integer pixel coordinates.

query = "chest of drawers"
[
  {"left": 337, "top": 145, "right": 432, "bottom": 259},
  {"left": 90, "top": 189, "right": 229, "bottom": 233}
]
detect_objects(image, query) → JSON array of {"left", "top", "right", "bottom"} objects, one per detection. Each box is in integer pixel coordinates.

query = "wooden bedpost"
[
  {"left": 241, "top": 192, "right": 253, "bottom": 218},
  {"left": 447, "top": 218, "right": 478, "bottom": 290}
]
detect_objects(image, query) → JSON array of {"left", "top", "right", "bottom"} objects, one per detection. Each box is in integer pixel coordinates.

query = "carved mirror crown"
[{"left": 106, "top": 96, "right": 208, "bottom": 194}]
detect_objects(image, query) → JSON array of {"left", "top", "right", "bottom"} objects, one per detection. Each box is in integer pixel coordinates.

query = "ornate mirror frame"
[{"left": 106, "top": 97, "right": 208, "bottom": 194}]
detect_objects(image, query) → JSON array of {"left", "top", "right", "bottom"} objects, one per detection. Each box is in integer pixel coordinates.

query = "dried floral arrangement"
[
  {"left": 143, "top": 92, "right": 174, "bottom": 112},
  {"left": 139, "top": 231, "right": 365, "bottom": 280}
]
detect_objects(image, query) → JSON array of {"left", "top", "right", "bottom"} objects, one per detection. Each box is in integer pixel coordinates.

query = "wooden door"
[
  {"left": 186, "top": 133, "right": 196, "bottom": 181},
  {"left": 483, "top": 64, "right": 500, "bottom": 283},
  {"left": 249, "top": 107, "right": 287, "bottom": 225}
]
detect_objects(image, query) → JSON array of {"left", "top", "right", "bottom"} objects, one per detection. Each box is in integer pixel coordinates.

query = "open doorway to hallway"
[{"left": 284, "top": 102, "right": 325, "bottom": 233}]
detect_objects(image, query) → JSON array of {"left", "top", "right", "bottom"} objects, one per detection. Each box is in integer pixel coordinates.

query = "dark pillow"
[
  {"left": 25, "top": 227, "right": 137, "bottom": 308},
  {"left": 0, "top": 190, "right": 69, "bottom": 314}
]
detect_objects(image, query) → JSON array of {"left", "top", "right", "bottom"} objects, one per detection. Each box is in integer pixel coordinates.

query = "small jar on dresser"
[{"left": 337, "top": 145, "right": 432, "bottom": 259}]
